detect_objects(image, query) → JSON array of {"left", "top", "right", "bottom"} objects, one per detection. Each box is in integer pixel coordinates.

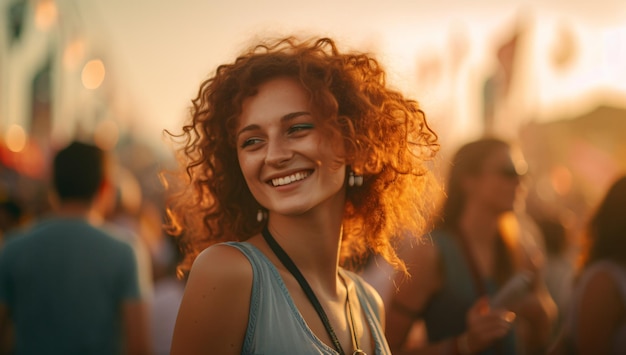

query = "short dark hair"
[{"left": 53, "top": 141, "right": 107, "bottom": 202}]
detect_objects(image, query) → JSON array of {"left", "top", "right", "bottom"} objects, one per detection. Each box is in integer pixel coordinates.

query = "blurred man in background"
[
  {"left": 0, "top": 197, "right": 25, "bottom": 247},
  {"left": 0, "top": 141, "right": 151, "bottom": 355}
]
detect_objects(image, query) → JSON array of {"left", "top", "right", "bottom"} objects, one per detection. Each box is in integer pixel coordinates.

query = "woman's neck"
[
  {"left": 458, "top": 202, "right": 500, "bottom": 246},
  {"left": 266, "top": 207, "right": 344, "bottom": 292}
]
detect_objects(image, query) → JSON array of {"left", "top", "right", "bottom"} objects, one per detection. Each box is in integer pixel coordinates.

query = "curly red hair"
[{"left": 164, "top": 36, "right": 439, "bottom": 276}]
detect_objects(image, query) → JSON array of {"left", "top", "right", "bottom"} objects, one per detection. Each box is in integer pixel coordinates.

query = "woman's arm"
[
  {"left": 170, "top": 244, "right": 253, "bottom": 355},
  {"left": 575, "top": 269, "right": 624, "bottom": 354},
  {"left": 512, "top": 243, "right": 558, "bottom": 353},
  {"left": 511, "top": 278, "right": 557, "bottom": 353},
  {"left": 385, "top": 242, "right": 444, "bottom": 354},
  {"left": 386, "top": 242, "right": 517, "bottom": 355}
]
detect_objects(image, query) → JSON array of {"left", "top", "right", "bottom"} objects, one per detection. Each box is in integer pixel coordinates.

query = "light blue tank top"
[{"left": 224, "top": 241, "right": 391, "bottom": 355}]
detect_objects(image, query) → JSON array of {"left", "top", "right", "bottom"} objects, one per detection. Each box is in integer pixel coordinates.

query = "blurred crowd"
[
  {"left": 358, "top": 136, "right": 626, "bottom": 355},
  {"left": 2, "top": 1, "right": 626, "bottom": 353},
  {"left": 0, "top": 132, "right": 624, "bottom": 354},
  {"left": 0, "top": 140, "right": 185, "bottom": 355}
]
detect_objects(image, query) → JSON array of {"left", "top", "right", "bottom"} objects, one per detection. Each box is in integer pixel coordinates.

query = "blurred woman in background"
[
  {"left": 563, "top": 175, "right": 626, "bottom": 354},
  {"left": 386, "top": 137, "right": 556, "bottom": 355}
]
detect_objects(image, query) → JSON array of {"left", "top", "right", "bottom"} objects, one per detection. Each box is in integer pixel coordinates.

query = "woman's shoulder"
[
  {"left": 343, "top": 269, "right": 385, "bottom": 321},
  {"left": 171, "top": 243, "right": 255, "bottom": 354},
  {"left": 585, "top": 259, "right": 626, "bottom": 273},
  {"left": 187, "top": 242, "right": 255, "bottom": 286},
  {"left": 580, "top": 260, "right": 626, "bottom": 296},
  {"left": 344, "top": 270, "right": 382, "bottom": 300}
]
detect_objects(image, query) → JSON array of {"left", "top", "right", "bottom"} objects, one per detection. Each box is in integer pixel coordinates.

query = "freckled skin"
[{"left": 235, "top": 77, "right": 347, "bottom": 218}]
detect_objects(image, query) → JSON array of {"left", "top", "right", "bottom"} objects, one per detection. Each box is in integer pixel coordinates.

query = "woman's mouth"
[{"left": 270, "top": 170, "right": 311, "bottom": 187}]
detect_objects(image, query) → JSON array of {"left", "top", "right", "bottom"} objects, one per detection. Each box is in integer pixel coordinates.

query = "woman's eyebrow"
[
  {"left": 236, "top": 111, "right": 312, "bottom": 138},
  {"left": 236, "top": 124, "right": 260, "bottom": 139},
  {"left": 281, "top": 111, "right": 312, "bottom": 123}
]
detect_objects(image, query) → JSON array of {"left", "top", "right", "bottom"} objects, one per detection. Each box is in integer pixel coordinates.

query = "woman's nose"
[{"left": 264, "top": 138, "right": 293, "bottom": 167}]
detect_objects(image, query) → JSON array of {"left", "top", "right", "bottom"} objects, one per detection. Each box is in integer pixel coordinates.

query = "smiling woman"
[
  {"left": 164, "top": 36, "right": 439, "bottom": 354},
  {"left": 236, "top": 77, "right": 347, "bottom": 219}
]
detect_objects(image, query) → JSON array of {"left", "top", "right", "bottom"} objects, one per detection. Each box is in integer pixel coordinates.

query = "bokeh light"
[
  {"left": 81, "top": 59, "right": 106, "bottom": 90},
  {"left": 5, "top": 124, "right": 27, "bottom": 153},
  {"left": 34, "top": 0, "right": 58, "bottom": 31},
  {"left": 551, "top": 165, "right": 573, "bottom": 196},
  {"left": 63, "top": 39, "right": 86, "bottom": 70}
]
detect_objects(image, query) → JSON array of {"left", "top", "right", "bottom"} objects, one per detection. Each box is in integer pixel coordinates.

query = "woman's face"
[
  {"left": 466, "top": 147, "right": 521, "bottom": 214},
  {"left": 235, "top": 76, "right": 346, "bottom": 217}
]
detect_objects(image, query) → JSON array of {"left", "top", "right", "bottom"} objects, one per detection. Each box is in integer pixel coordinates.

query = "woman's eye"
[
  {"left": 288, "top": 123, "right": 314, "bottom": 135},
  {"left": 241, "top": 137, "right": 262, "bottom": 148}
]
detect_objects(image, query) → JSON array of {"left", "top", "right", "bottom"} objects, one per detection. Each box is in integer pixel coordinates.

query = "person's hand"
[{"left": 460, "top": 296, "right": 516, "bottom": 354}]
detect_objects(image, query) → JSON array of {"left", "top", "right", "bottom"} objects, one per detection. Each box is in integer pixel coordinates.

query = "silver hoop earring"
[
  {"left": 348, "top": 171, "right": 363, "bottom": 187},
  {"left": 256, "top": 209, "right": 267, "bottom": 222}
]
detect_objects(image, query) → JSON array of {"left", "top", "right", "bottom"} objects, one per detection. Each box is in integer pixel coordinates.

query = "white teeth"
[{"left": 271, "top": 171, "right": 310, "bottom": 186}]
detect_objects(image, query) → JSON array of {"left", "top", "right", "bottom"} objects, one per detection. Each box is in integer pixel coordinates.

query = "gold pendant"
[{"left": 353, "top": 350, "right": 367, "bottom": 355}]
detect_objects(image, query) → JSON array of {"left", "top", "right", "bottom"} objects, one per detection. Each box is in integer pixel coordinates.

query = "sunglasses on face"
[
  {"left": 494, "top": 166, "right": 523, "bottom": 179},
  {"left": 479, "top": 165, "right": 523, "bottom": 179}
]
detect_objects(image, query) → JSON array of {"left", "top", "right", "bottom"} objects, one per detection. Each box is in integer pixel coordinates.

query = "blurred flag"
[
  {"left": 7, "top": 0, "right": 27, "bottom": 46},
  {"left": 551, "top": 22, "right": 577, "bottom": 72},
  {"left": 30, "top": 56, "right": 53, "bottom": 140},
  {"left": 482, "top": 24, "right": 521, "bottom": 135},
  {"left": 496, "top": 29, "right": 519, "bottom": 97}
]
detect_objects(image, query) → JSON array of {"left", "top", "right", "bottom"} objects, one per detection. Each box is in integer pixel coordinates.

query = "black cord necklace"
[{"left": 261, "top": 226, "right": 366, "bottom": 355}]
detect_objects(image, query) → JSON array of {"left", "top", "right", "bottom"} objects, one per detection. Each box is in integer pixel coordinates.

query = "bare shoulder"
[
  {"left": 171, "top": 243, "right": 253, "bottom": 355},
  {"left": 575, "top": 265, "right": 626, "bottom": 353},
  {"left": 181, "top": 243, "right": 254, "bottom": 317},
  {"left": 577, "top": 265, "right": 625, "bottom": 326},
  {"left": 189, "top": 243, "right": 253, "bottom": 279},
  {"left": 387, "top": 240, "right": 442, "bottom": 318},
  {"left": 396, "top": 240, "right": 441, "bottom": 287},
  {"left": 581, "top": 267, "right": 622, "bottom": 303}
]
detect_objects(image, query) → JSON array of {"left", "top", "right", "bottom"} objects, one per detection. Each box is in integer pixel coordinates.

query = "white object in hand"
[{"left": 491, "top": 271, "right": 533, "bottom": 309}]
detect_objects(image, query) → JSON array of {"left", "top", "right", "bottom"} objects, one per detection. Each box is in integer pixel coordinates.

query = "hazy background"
[
  {"left": 2, "top": 0, "right": 626, "bottom": 240},
  {"left": 83, "top": 0, "right": 626, "bottom": 146},
  {"left": 2, "top": 3, "right": 626, "bottom": 353}
]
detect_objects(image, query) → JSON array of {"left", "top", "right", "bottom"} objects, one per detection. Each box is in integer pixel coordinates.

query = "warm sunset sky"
[{"left": 23, "top": 0, "right": 626, "bottom": 148}]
